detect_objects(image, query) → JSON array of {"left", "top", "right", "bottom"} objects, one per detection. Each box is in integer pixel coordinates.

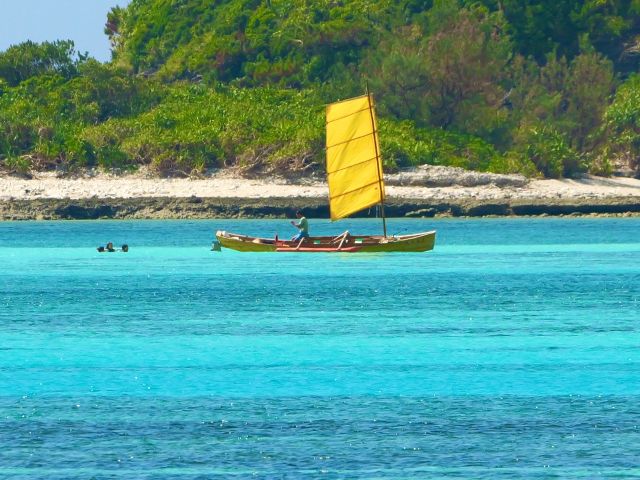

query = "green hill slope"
[
  {"left": 1, "top": 0, "right": 640, "bottom": 178},
  {"left": 109, "top": 0, "right": 395, "bottom": 87}
]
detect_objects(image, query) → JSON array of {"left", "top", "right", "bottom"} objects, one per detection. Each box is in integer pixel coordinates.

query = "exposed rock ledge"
[
  {"left": 385, "top": 164, "right": 528, "bottom": 188},
  {"left": 0, "top": 165, "right": 638, "bottom": 219},
  {"left": 1, "top": 196, "right": 639, "bottom": 221}
]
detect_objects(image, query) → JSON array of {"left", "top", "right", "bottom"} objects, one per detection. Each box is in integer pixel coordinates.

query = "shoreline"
[
  {"left": 1, "top": 168, "right": 639, "bottom": 220},
  {"left": 1, "top": 196, "right": 639, "bottom": 220}
]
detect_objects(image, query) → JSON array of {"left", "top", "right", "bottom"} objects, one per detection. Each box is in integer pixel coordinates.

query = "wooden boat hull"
[{"left": 216, "top": 230, "right": 436, "bottom": 253}]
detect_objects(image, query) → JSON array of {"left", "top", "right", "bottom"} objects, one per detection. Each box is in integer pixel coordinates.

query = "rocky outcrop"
[
  {"left": 1, "top": 196, "right": 638, "bottom": 220},
  {"left": 385, "top": 164, "right": 528, "bottom": 188},
  {"left": 1, "top": 165, "right": 638, "bottom": 220}
]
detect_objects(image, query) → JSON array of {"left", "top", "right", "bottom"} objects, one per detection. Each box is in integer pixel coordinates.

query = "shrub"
[
  {"left": 601, "top": 74, "right": 640, "bottom": 176},
  {"left": 514, "top": 124, "right": 583, "bottom": 178}
]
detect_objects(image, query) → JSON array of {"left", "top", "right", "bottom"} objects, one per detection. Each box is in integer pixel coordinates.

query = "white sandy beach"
[{"left": 1, "top": 168, "right": 639, "bottom": 202}]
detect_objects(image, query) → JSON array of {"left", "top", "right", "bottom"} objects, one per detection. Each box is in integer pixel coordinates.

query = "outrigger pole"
[{"left": 366, "top": 82, "right": 387, "bottom": 237}]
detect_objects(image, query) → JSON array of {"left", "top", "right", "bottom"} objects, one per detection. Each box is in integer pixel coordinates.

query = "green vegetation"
[{"left": 2, "top": 0, "right": 640, "bottom": 178}]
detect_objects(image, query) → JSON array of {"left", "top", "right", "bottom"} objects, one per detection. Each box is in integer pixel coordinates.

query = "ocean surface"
[{"left": 1, "top": 217, "right": 639, "bottom": 479}]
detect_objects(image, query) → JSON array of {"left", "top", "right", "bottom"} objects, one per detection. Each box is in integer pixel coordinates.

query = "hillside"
[{"left": 1, "top": 0, "right": 640, "bottom": 179}]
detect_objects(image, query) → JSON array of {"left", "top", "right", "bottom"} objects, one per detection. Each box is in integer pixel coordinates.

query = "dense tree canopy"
[
  {"left": 107, "top": 0, "right": 395, "bottom": 87},
  {"left": 2, "top": 0, "right": 640, "bottom": 178},
  {"left": 0, "top": 40, "right": 83, "bottom": 86}
]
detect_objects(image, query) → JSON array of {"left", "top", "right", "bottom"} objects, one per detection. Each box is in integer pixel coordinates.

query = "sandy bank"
[
  {"left": 1, "top": 173, "right": 639, "bottom": 201},
  {"left": 1, "top": 166, "right": 638, "bottom": 219}
]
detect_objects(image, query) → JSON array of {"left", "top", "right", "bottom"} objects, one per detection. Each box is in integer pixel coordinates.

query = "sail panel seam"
[
  {"left": 327, "top": 155, "right": 379, "bottom": 174},
  {"left": 330, "top": 179, "right": 385, "bottom": 200},
  {"left": 326, "top": 131, "right": 378, "bottom": 149},
  {"left": 331, "top": 198, "right": 380, "bottom": 220},
  {"left": 326, "top": 105, "right": 375, "bottom": 125}
]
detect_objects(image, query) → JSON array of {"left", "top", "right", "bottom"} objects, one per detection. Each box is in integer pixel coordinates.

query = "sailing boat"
[{"left": 215, "top": 92, "right": 436, "bottom": 252}]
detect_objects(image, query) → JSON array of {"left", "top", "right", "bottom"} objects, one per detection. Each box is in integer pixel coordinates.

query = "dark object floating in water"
[{"left": 97, "top": 243, "right": 128, "bottom": 253}]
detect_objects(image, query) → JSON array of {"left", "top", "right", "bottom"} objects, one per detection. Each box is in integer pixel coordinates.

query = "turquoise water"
[{"left": 1, "top": 217, "right": 639, "bottom": 478}]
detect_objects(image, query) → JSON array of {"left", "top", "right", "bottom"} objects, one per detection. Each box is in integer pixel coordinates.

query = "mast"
[{"left": 366, "top": 83, "right": 387, "bottom": 237}]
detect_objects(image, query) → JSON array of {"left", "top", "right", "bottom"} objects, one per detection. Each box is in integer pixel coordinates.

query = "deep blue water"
[{"left": 1, "top": 217, "right": 639, "bottom": 478}]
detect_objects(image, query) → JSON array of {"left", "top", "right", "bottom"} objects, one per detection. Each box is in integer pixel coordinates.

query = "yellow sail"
[{"left": 326, "top": 94, "right": 385, "bottom": 221}]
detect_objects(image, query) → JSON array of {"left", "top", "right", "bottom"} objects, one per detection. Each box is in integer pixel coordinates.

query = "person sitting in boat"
[{"left": 290, "top": 210, "right": 309, "bottom": 241}]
